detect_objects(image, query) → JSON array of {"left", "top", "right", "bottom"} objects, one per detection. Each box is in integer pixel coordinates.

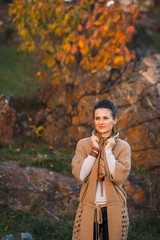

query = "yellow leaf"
[
  {"left": 55, "top": 27, "right": 62, "bottom": 37},
  {"left": 81, "top": 46, "right": 88, "bottom": 54},
  {"left": 18, "top": 4, "right": 23, "bottom": 10},
  {"left": 103, "top": 25, "right": 109, "bottom": 32},
  {"left": 31, "top": 5, "right": 35, "bottom": 11},
  {"left": 78, "top": 40, "right": 84, "bottom": 49},
  {"left": 91, "top": 69, "right": 97, "bottom": 73},
  {"left": 36, "top": 71, "right": 41, "bottom": 77},
  {"left": 115, "top": 48, "right": 121, "bottom": 54},
  {"left": 113, "top": 56, "right": 124, "bottom": 65},
  {"left": 38, "top": 2, "right": 43, "bottom": 8},
  {"left": 64, "top": 43, "right": 71, "bottom": 52},
  {"left": 94, "top": 21, "right": 101, "bottom": 26}
]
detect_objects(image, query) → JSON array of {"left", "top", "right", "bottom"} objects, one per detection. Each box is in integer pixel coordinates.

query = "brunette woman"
[{"left": 72, "top": 99, "right": 131, "bottom": 240}]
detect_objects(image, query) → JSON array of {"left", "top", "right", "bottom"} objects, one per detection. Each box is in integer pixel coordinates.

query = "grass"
[
  {"left": 0, "top": 204, "right": 74, "bottom": 240},
  {"left": 0, "top": 139, "right": 73, "bottom": 175},
  {"left": 0, "top": 46, "right": 38, "bottom": 97},
  {"left": 0, "top": 204, "right": 159, "bottom": 240},
  {"left": 128, "top": 217, "right": 160, "bottom": 240}
]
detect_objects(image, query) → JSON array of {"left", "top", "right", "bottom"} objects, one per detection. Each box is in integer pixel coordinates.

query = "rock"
[
  {"left": 124, "top": 171, "right": 160, "bottom": 219},
  {"left": 0, "top": 95, "right": 33, "bottom": 144},
  {"left": 38, "top": 83, "right": 73, "bottom": 111},
  {"left": 42, "top": 122, "right": 64, "bottom": 145},
  {"left": 2, "top": 234, "right": 16, "bottom": 240},
  {"left": 34, "top": 54, "right": 160, "bottom": 172},
  {"left": 0, "top": 95, "right": 23, "bottom": 144},
  {"left": 1, "top": 233, "right": 35, "bottom": 240},
  {"left": 0, "top": 162, "right": 158, "bottom": 219},
  {"left": 63, "top": 125, "right": 92, "bottom": 147},
  {"left": 24, "top": 54, "right": 159, "bottom": 220},
  {"left": 20, "top": 233, "right": 35, "bottom": 240},
  {"left": 1, "top": 54, "right": 159, "bottom": 218},
  {"left": 0, "top": 162, "right": 81, "bottom": 216},
  {"left": 72, "top": 95, "right": 97, "bottom": 126}
]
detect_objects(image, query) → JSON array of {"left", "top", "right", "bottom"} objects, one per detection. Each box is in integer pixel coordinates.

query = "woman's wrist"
[
  {"left": 105, "top": 146, "right": 112, "bottom": 151},
  {"left": 89, "top": 151, "right": 98, "bottom": 158},
  {"left": 89, "top": 146, "right": 99, "bottom": 158},
  {"left": 92, "top": 146, "right": 99, "bottom": 152}
]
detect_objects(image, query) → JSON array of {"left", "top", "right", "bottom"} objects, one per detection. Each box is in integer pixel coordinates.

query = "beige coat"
[{"left": 72, "top": 136, "right": 131, "bottom": 240}]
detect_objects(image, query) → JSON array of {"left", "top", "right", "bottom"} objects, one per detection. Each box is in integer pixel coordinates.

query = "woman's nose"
[{"left": 99, "top": 119, "right": 104, "bottom": 124}]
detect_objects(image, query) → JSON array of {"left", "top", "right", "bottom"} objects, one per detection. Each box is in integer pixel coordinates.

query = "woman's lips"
[{"left": 99, "top": 126, "right": 106, "bottom": 129}]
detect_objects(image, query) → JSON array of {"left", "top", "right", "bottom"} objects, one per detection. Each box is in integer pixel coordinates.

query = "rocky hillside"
[
  {"left": 0, "top": 5, "right": 160, "bottom": 220},
  {"left": 0, "top": 161, "right": 159, "bottom": 219},
  {"left": 0, "top": 54, "right": 159, "bottom": 219}
]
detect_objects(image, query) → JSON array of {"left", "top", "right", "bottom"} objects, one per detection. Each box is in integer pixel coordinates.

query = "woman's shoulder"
[
  {"left": 116, "top": 138, "right": 131, "bottom": 150},
  {"left": 77, "top": 137, "right": 91, "bottom": 146},
  {"left": 76, "top": 137, "right": 91, "bottom": 155}
]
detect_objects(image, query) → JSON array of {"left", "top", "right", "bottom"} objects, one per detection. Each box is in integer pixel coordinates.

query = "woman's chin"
[{"left": 97, "top": 129, "right": 108, "bottom": 134}]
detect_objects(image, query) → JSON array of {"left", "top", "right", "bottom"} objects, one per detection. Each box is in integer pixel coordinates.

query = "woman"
[{"left": 72, "top": 99, "right": 131, "bottom": 240}]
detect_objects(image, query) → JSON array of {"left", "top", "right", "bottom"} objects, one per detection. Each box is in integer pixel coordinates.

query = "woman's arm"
[
  {"left": 105, "top": 147, "right": 116, "bottom": 176},
  {"left": 72, "top": 140, "right": 87, "bottom": 182},
  {"left": 79, "top": 155, "right": 96, "bottom": 181},
  {"left": 72, "top": 136, "right": 99, "bottom": 182},
  {"left": 105, "top": 141, "right": 131, "bottom": 185}
]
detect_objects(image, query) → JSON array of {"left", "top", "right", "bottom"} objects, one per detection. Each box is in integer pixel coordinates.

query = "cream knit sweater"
[{"left": 80, "top": 147, "right": 116, "bottom": 204}]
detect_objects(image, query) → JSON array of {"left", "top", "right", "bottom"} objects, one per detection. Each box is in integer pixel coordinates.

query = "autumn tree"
[{"left": 9, "top": 0, "right": 139, "bottom": 84}]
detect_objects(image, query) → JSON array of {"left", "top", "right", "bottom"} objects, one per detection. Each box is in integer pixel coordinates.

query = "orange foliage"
[
  {"left": 9, "top": 0, "right": 139, "bottom": 83},
  {"left": 127, "top": 26, "right": 135, "bottom": 33}
]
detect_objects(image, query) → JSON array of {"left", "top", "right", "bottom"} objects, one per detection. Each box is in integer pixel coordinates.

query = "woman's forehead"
[{"left": 94, "top": 108, "right": 112, "bottom": 116}]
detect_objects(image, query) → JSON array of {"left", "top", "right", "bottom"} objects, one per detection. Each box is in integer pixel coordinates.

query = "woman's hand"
[
  {"left": 105, "top": 137, "right": 116, "bottom": 148},
  {"left": 90, "top": 135, "right": 100, "bottom": 149}
]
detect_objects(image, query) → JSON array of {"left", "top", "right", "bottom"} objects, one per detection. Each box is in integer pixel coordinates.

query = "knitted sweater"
[
  {"left": 80, "top": 147, "right": 119, "bottom": 204},
  {"left": 72, "top": 136, "right": 131, "bottom": 240}
]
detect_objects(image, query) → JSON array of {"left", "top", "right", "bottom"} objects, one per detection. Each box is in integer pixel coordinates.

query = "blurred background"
[{"left": 0, "top": 1, "right": 160, "bottom": 239}]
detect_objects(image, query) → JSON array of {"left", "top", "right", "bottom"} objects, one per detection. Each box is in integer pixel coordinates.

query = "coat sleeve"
[
  {"left": 72, "top": 139, "right": 89, "bottom": 182},
  {"left": 108, "top": 141, "right": 131, "bottom": 186}
]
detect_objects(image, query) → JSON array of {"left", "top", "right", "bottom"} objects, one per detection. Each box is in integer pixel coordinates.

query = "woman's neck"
[{"left": 101, "top": 131, "right": 112, "bottom": 138}]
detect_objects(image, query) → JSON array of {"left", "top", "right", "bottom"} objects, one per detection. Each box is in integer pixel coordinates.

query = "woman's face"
[{"left": 94, "top": 108, "right": 117, "bottom": 135}]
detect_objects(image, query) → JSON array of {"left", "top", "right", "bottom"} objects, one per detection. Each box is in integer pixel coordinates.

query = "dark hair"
[{"left": 93, "top": 99, "right": 117, "bottom": 119}]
